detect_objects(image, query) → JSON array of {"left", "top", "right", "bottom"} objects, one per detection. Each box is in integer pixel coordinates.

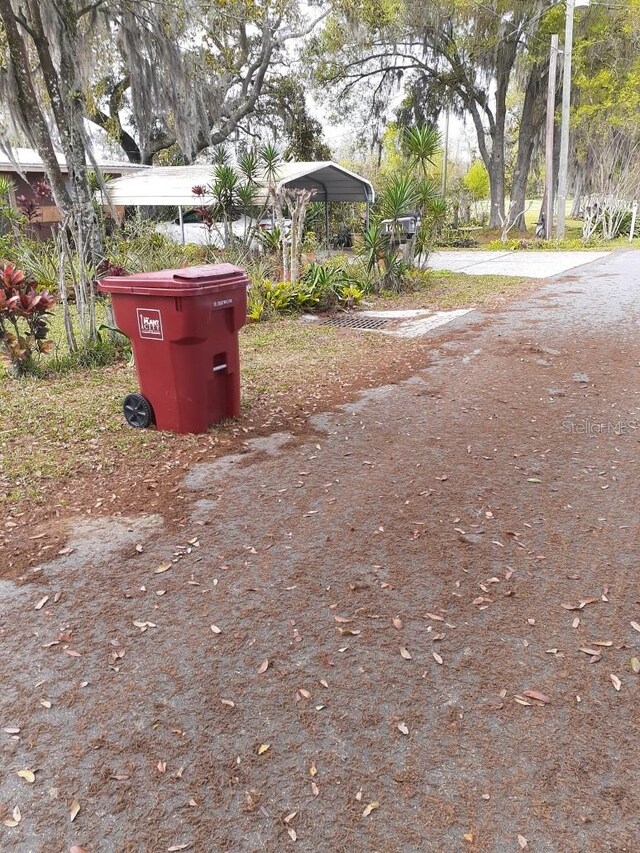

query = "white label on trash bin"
[
  {"left": 137, "top": 308, "right": 164, "bottom": 340},
  {"left": 212, "top": 298, "right": 233, "bottom": 309}
]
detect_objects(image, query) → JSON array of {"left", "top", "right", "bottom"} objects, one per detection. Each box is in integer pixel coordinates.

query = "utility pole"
[
  {"left": 557, "top": 0, "right": 589, "bottom": 237},
  {"left": 544, "top": 34, "right": 559, "bottom": 239},
  {"left": 556, "top": 0, "right": 574, "bottom": 237}
]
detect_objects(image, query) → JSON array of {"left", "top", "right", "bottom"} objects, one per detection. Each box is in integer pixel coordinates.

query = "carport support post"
[
  {"left": 178, "top": 205, "right": 185, "bottom": 245},
  {"left": 324, "top": 200, "right": 329, "bottom": 246},
  {"left": 365, "top": 199, "right": 370, "bottom": 231}
]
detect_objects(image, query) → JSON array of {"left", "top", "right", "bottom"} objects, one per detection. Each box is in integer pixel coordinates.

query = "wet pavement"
[{"left": 1, "top": 250, "right": 639, "bottom": 852}]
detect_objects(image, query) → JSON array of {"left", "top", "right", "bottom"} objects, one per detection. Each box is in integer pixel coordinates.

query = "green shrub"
[{"left": 246, "top": 261, "right": 366, "bottom": 323}]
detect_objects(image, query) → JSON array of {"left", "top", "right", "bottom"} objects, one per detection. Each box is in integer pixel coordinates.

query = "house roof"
[
  {"left": 0, "top": 147, "right": 145, "bottom": 175},
  {"left": 104, "top": 161, "right": 375, "bottom": 207}
]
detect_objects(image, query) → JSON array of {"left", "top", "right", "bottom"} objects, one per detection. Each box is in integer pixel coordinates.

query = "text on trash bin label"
[
  {"left": 136, "top": 308, "right": 164, "bottom": 340},
  {"left": 212, "top": 297, "right": 233, "bottom": 309}
]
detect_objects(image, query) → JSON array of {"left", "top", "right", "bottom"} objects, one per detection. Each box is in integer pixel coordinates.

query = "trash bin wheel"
[{"left": 123, "top": 393, "right": 154, "bottom": 428}]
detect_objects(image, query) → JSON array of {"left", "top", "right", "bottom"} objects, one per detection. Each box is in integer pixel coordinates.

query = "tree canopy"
[{"left": 0, "top": 0, "right": 330, "bottom": 252}]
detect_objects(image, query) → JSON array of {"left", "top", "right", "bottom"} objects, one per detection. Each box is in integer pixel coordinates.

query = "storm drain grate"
[{"left": 321, "top": 314, "right": 394, "bottom": 331}]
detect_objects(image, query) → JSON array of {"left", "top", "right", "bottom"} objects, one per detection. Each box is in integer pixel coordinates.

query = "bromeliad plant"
[{"left": 0, "top": 262, "right": 56, "bottom": 375}]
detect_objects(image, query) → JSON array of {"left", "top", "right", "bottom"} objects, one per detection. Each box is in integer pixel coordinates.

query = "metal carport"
[{"left": 104, "top": 160, "right": 375, "bottom": 244}]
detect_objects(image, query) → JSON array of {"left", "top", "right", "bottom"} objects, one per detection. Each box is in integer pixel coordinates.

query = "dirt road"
[{"left": 1, "top": 251, "right": 639, "bottom": 852}]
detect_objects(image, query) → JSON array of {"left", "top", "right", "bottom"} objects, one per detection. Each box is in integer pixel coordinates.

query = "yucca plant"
[
  {"left": 361, "top": 222, "right": 390, "bottom": 275},
  {"left": 403, "top": 125, "right": 442, "bottom": 177},
  {"left": 379, "top": 174, "right": 421, "bottom": 223},
  {"left": 238, "top": 150, "right": 260, "bottom": 185}
]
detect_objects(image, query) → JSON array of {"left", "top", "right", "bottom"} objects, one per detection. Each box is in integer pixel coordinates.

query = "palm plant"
[
  {"left": 362, "top": 222, "right": 390, "bottom": 276},
  {"left": 379, "top": 174, "right": 421, "bottom": 223},
  {"left": 403, "top": 125, "right": 442, "bottom": 177}
]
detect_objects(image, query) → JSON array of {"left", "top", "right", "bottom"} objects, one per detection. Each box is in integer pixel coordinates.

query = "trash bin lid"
[{"left": 99, "top": 263, "right": 248, "bottom": 296}]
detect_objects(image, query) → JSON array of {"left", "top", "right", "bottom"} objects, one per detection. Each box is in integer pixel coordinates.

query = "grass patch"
[
  {"left": 0, "top": 267, "right": 531, "bottom": 507},
  {"left": 373, "top": 270, "right": 529, "bottom": 311},
  {"left": 0, "top": 319, "right": 389, "bottom": 505}
]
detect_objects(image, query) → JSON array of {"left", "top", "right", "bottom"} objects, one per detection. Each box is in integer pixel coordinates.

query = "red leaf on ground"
[{"left": 522, "top": 690, "right": 551, "bottom": 704}]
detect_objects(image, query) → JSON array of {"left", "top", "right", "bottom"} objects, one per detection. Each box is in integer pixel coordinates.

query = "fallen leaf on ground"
[
  {"left": 310, "top": 763, "right": 317, "bottom": 776},
  {"left": 287, "top": 828, "right": 297, "bottom": 841},
  {"left": 397, "top": 722, "right": 409, "bottom": 735},
  {"left": 631, "top": 657, "right": 640, "bottom": 674},
  {"left": 514, "top": 696, "right": 533, "bottom": 706},
  {"left": 580, "top": 647, "right": 601, "bottom": 657},
  {"left": 284, "top": 812, "right": 297, "bottom": 824},
  {"left": 425, "top": 612, "right": 445, "bottom": 622},
  {"left": 400, "top": 647, "right": 412, "bottom": 660},
  {"left": 69, "top": 799, "right": 80, "bottom": 822},
  {"left": 70, "top": 846, "right": 88, "bottom": 853},
  {"left": 34, "top": 595, "right": 49, "bottom": 610},
  {"left": 257, "top": 658, "right": 269, "bottom": 674},
  {"left": 257, "top": 744, "right": 270, "bottom": 755},
  {"left": 157, "top": 761, "right": 167, "bottom": 773},
  {"left": 334, "top": 616, "right": 351, "bottom": 623},
  {"left": 393, "top": 616, "right": 403, "bottom": 630},
  {"left": 562, "top": 597, "right": 599, "bottom": 611},
  {"left": 40, "top": 699, "right": 51, "bottom": 709},
  {"left": 210, "top": 625, "right": 222, "bottom": 634},
  {"left": 338, "top": 627, "right": 361, "bottom": 636},
  {"left": 133, "top": 620, "right": 156, "bottom": 631},
  {"left": 362, "top": 801, "right": 380, "bottom": 817},
  {"left": 3, "top": 727, "right": 20, "bottom": 734},
  {"left": 522, "top": 691, "right": 551, "bottom": 704},
  {"left": 518, "top": 835, "right": 528, "bottom": 849},
  {"left": 311, "top": 781, "right": 319, "bottom": 796},
  {"left": 433, "top": 652, "right": 443, "bottom": 665},
  {"left": 610, "top": 674, "right": 622, "bottom": 691},
  {"left": 154, "top": 562, "right": 172, "bottom": 574},
  {"left": 572, "top": 617, "right": 580, "bottom": 628},
  {"left": 3, "top": 805, "right": 21, "bottom": 827},
  {"left": 167, "top": 845, "right": 191, "bottom": 852},
  {"left": 631, "top": 621, "right": 640, "bottom": 633},
  {"left": 17, "top": 770, "right": 35, "bottom": 783},
  {"left": 65, "top": 649, "right": 81, "bottom": 657}
]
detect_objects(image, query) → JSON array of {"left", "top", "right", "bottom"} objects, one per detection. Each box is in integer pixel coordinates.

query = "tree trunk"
[
  {"left": 508, "top": 64, "right": 547, "bottom": 231},
  {"left": 488, "top": 155, "right": 505, "bottom": 228},
  {"left": 0, "top": 0, "right": 72, "bottom": 213},
  {"left": 570, "top": 168, "right": 584, "bottom": 218},
  {"left": 26, "top": 0, "right": 101, "bottom": 260},
  {"left": 487, "top": 27, "right": 519, "bottom": 228}
]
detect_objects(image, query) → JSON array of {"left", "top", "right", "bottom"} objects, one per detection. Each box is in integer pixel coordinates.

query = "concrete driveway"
[{"left": 428, "top": 249, "right": 611, "bottom": 278}]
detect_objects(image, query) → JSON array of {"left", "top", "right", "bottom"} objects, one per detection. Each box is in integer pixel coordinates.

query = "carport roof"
[{"left": 104, "top": 161, "right": 374, "bottom": 207}]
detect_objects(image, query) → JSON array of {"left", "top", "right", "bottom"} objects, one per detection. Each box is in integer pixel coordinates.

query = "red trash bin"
[{"left": 99, "top": 264, "right": 248, "bottom": 434}]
